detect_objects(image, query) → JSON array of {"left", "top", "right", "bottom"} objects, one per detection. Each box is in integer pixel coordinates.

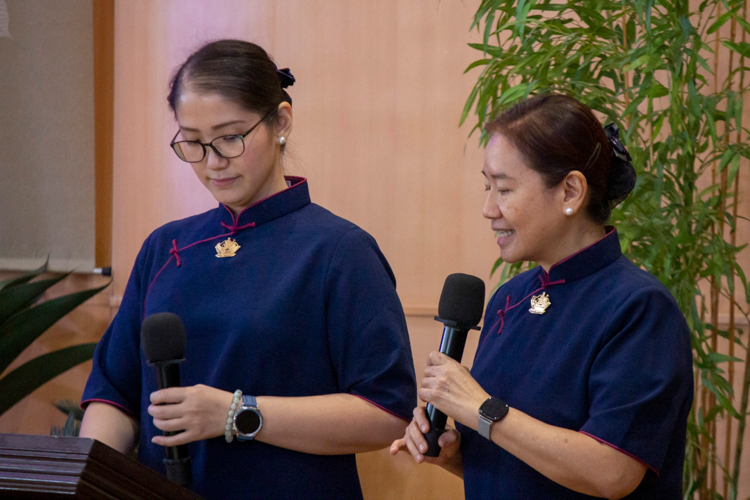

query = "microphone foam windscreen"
[
  {"left": 141, "top": 312, "right": 186, "bottom": 363},
  {"left": 438, "top": 273, "right": 486, "bottom": 326}
]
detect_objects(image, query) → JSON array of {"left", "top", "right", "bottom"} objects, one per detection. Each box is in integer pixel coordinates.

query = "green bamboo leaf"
[
  {"left": 727, "top": 153, "right": 740, "bottom": 186},
  {"left": 0, "top": 274, "right": 70, "bottom": 326},
  {"left": 718, "top": 148, "right": 735, "bottom": 172},
  {"left": 706, "top": 10, "right": 734, "bottom": 35},
  {"left": 0, "top": 343, "right": 96, "bottom": 416},
  {"left": 737, "top": 16, "right": 750, "bottom": 35},
  {"left": 515, "top": 0, "right": 529, "bottom": 39},
  {"left": 483, "top": 9, "right": 496, "bottom": 48},
  {"left": 490, "top": 255, "right": 504, "bottom": 277},
  {"left": 645, "top": 0, "right": 654, "bottom": 35},
  {"left": 722, "top": 40, "right": 750, "bottom": 58},
  {"left": 0, "top": 260, "right": 47, "bottom": 292},
  {"left": 733, "top": 93, "right": 743, "bottom": 129},
  {"left": 0, "top": 282, "right": 109, "bottom": 375},
  {"left": 498, "top": 82, "right": 531, "bottom": 105},
  {"left": 465, "top": 58, "right": 492, "bottom": 72},
  {"left": 706, "top": 352, "right": 743, "bottom": 364},
  {"left": 647, "top": 81, "right": 669, "bottom": 98},
  {"left": 680, "top": 15, "right": 695, "bottom": 37}
]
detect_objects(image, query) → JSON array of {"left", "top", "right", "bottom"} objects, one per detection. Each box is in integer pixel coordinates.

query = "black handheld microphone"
[
  {"left": 141, "top": 312, "right": 192, "bottom": 487},
  {"left": 423, "top": 273, "right": 485, "bottom": 457}
]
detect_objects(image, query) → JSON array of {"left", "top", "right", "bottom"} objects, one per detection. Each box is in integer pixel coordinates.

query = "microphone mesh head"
[
  {"left": 140, "top": 312, "right": 186, "bottom": 363},
  {"left": 438, "top": 273, "right": 485, "bottom": 326}
]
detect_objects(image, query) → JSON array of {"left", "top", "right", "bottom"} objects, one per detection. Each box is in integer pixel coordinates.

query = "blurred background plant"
[
  {"left": 464, "top": 0, "right": 750, "bottom": 497},
  {"left": 50, "top": 399, "right": 84, "bottom": 437},
  {"left": 0, "top": 261, "right": 108, "bottom": 418}
]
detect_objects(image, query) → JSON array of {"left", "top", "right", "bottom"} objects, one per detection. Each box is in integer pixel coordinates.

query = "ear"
[
  {"left": 275, "top": 102, "right": 293, "bottom": 141},
  {"left": 560, "top": 170, "right": 588, "bottom": 215}
]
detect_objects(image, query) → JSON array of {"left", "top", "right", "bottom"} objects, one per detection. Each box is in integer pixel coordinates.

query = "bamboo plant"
[
  {"left": 0, "top": 261, "right": 108, "bottom": 417},
  {"left": 463, "top": 0, "right": 750, "bottom": 497}
]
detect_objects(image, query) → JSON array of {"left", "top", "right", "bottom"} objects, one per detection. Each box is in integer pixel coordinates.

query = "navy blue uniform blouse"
[
  {"left": 459, "top": 229, "right": 693, "bottom": 499},
  {"left": 82, "top": 177, "right": 417, "bottom": 500}
]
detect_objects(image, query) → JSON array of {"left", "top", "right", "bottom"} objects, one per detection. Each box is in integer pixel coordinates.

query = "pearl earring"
[
  {"left": 278, "top": 136, "right": 286, "bottom": 146},
  {"left": 565, "top": 207, "right": 573, "bottom": 216}
]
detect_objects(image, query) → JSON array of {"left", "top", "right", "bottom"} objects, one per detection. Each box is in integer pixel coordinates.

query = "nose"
[
  {"left": 205, "top": 146, "right": 229, "bottom": 170},
  {"left": 483, "top": 192, "right": 501, "bottom": 220}
]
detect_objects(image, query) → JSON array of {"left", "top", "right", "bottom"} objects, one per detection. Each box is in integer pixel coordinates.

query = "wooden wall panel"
[{"left": 93, "top": 0, "right": 115, "bottom": 268}]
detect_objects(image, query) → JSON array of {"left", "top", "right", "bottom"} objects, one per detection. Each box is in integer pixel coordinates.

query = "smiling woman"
[
  {"left": 78, "top": 39, "right": 416, "bottom": 500},
  {"left": 392, "top": 94, "right": 693, "bottom": 500}
]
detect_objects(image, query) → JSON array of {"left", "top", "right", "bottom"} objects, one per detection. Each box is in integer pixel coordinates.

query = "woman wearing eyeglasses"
[
  {"left": 80, "top": 39, "right": 416, "bottom": 500},
  {"left": 391, "top": 94, "right": 693, "bottom": 499}
]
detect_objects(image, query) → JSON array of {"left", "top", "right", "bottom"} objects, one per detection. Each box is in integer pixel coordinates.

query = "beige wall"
[{"left": 2, "top": 1, "right": 750, "bottom": 498}]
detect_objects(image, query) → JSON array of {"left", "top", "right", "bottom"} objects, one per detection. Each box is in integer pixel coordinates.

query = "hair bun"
[{"left": 604, "top": 123, "right": 636, "bottom": 208}]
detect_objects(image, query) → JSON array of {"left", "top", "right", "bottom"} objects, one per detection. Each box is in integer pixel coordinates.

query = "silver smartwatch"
[
  {"left": 233, "top": 395, "right": 263, "bottom": 441},
  {"left": 478, "top": 397, "right": 509, "bottom": 440}
]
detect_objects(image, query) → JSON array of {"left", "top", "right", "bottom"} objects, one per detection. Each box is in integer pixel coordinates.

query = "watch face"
[
  {"left": 479, "top": 398, "right": 509, "bottom": 421},
  {"left": 235, "top": 408, "right": 261, "bottom": 435}
]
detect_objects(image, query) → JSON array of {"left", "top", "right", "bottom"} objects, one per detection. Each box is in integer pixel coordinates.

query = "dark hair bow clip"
[
  {"left": 276, "top": 68, "right": 296, "bottom": 89},
  {"left": 604, "top": 123, "right": 632, "bottom": 162}
]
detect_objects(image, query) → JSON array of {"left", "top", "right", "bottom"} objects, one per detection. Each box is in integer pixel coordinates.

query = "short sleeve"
[
  {"left": 81, "top": 240, "right": 149, "bottom": 415},
  {"left": 324, "top": 228, "right": 417, "bottom": 421},
  {"left": 579, "top": 285, "right": 693, "bottom": 473}
]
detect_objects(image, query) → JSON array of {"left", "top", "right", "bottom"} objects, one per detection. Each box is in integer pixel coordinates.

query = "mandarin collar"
[
  {"left": 542, "top": 227, "right": 622, "bottom": 284},
  {"left": 217, "top": 176, "right": 310, "bottom": 230}
]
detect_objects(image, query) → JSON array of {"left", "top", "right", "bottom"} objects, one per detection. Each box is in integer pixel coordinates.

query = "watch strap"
[{"left": 478, "top": 414, "right": 493, "bottom": 440}]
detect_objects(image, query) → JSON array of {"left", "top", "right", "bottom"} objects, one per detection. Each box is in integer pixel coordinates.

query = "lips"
[{"left": 210, "top": 177, "right": 237, "bottom": 187}]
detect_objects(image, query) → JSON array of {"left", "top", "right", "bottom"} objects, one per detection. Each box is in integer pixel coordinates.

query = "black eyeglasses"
[{"left": 170, "top": 108, "right": 276, "bottom": 163}]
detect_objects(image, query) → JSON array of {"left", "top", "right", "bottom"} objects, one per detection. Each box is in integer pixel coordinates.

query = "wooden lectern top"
[{"left": 0, "top": 433, "right": 203, "bottom": 499}]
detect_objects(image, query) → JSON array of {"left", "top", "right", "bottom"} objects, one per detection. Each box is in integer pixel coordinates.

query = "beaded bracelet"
[{"left": 225, "top": 389, "right": 242, "bottom": 443}]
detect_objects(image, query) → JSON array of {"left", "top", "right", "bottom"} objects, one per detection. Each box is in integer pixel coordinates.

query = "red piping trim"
[
  {"left": 221, "top": 221, "right": 256, "bottom": 232},
  {"left": 579, "top": 431, "right": 659, "bottom": 476},
  {"left": 547, "top": 226, "right": 616, "bottom": 272},
  {"left": 144, "top": 256, "right": 175, "bottom": 318},
  {"left": 144, "top": 226, "right": 256, "bottom": 315},
  {"left": 492, "top": 275, "right": 566, "bottom": 335},
  {"left": 353, "top": 395, "right": 410, "bottom": 423},
  {"left": 224, "top": 176, "right": 308, "bottom": 226},
  {"left": 142, "top": 177, "right": 307, "bottom": 319},
  {"left": 80, "top": 398, "right": 134, "bottom": 416}
]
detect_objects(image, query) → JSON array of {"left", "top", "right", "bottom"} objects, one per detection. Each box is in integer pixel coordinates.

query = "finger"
[
  {"left": 152, "top": 430, "right": 191, "bottom": 447},
  {"left": 414, "top": 408, "right": 431, "bottom": 433},
  {"left": 403, "top": 430, "right": 425, "bottom": 463},
  {"left": 438, "top": 428, "right": 460, "bottom": 448},
  {"left": 419, "top": 375, "right": 437, "bottom": 389},
  {"left": 150, "top": 387, "right": 186, "bottom": 405},
  {"left": 418, "top": 387, "right": 433, "bottom": 404},
  {"left": 147, "top": 402, "right": 184, "bottom": 419},
  {"left": 427, "top": 351, "right": 451, "bottom": 366},
  {"left": 389, "top": 438, "right": 406, "bottom": 455},
  {"left": 407, "top": 420, "right": 430, "bottom": 456},
  {"left": 152, "top": 416, "right": 189, "bottom": 434}
]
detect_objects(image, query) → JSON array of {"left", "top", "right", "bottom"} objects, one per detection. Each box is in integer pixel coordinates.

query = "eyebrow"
[
  {"left": 179, "top": 120, "right": 248, "bottom": 133},
  {"left": 482, "top": 170, "right": 514, "bottom": 181}
]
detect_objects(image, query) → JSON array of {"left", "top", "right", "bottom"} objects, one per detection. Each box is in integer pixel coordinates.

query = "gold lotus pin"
[
  {"left": 215, "top": 238, "right": 241, "bottom": 258},
  {"left": 529, "top": 292, "right": 551, "bottom": 315}
]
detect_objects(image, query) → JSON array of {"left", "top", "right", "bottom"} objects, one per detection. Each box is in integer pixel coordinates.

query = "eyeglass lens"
[{"left": 172, "top": 134, "right": 246, "bottom": 163}]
